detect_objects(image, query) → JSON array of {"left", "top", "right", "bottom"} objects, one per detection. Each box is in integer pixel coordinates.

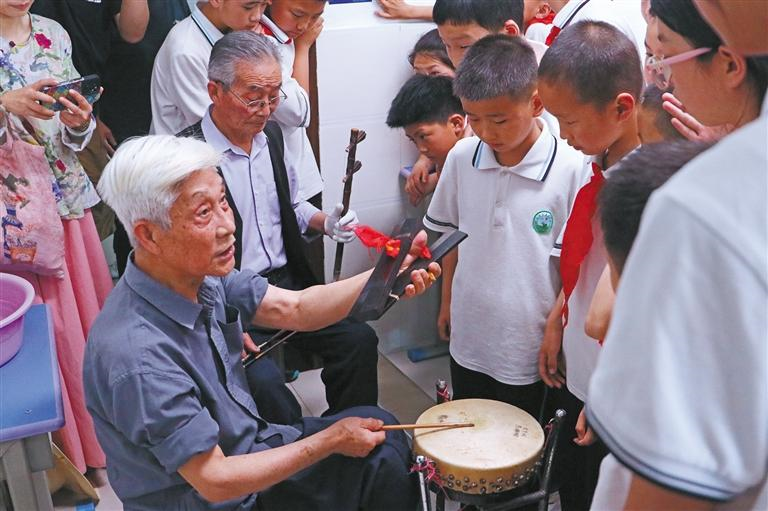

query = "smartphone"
[{"left": 40, "top": 74, "right": 101, "bottom": 111}]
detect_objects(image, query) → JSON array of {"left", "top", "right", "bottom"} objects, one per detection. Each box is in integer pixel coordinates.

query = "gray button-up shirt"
[{"left": 84, "top": 259, "right": 301, "bottom": 510}]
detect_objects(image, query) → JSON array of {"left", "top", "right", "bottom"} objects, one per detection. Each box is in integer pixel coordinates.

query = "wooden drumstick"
[{"left": 380, "top": 422, "right": 475, "bottom": 431}]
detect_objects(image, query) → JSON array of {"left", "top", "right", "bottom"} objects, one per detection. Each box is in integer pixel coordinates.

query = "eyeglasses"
[
  {"left": 644, "top": 47, "right": 712, "bottom": 90},
  {"left": 228, "top": 87, "right": 287, "bottom": 112}
]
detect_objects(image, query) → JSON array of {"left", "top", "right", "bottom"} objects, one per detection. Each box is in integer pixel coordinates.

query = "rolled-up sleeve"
[
  {"left": 111, "top": 370, "right": 220, "bottom": 473},
  {"left": 271, "top": 77, "right": 311, "bottom": 129},
  {"left": 221, "top": 269, "right": 270, "bottom": 328}
]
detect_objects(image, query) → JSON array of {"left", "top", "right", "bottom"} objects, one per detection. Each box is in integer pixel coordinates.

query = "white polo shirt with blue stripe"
[{"left": 424, "top": 121, "right": 586, "bottom": 385}]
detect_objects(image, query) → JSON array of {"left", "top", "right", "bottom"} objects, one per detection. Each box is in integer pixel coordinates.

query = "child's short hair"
[
  {"left": 639, "top": 85, "right": 684, "bottom": 141},
  {"left": 386, "top": 74, "right": 464, "bottom": 128},
  {"left": 453, "top": 34, "right": 537, "bottom": 102},
  {"left": 538, "top": 20, "right": 643, "bottom": 107},
  {"left": 432, "top": 0, "right": 524, "bottom": 32},
  {"left": 408, "top": 29, "right": 454, "bottom": 71},
  {"left": 599, "top": 141, "right": 710, "bottom": 273}
]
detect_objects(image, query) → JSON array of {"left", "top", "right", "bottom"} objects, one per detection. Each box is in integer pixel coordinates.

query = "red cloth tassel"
[{"left": 353, "top": 225, "right": 432, "bottom": 259}]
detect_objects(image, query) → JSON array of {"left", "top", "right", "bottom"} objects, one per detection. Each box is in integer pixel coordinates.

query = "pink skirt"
[{"left": 9, "top": 209, "right": 112, "bottom": 472}]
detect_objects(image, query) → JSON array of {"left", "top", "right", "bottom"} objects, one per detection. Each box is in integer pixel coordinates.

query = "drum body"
[{"left": 413, "top": 399, "right": 544, "bottom": 495}]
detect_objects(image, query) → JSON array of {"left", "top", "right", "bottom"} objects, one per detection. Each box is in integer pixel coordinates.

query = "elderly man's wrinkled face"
[
  {"left": 213, "top": 58, "right": 283, "bottom": 136},
  {"left": 156, "top": 169, "right": 236, "bottom": 279}
]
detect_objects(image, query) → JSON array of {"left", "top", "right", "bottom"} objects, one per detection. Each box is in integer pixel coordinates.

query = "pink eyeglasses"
[{"left": 644, "top": 47, "right": 713, "bottom": 89}]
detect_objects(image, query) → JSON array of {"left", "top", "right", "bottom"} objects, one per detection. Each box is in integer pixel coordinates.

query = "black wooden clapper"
[
  {"left": 243, "top": 221, "right": 468, "bottom": 368},
  {"left": 349, "top": 220, "right": 468, "bottom": 322}
]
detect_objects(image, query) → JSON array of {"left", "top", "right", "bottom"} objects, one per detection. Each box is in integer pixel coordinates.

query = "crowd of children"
[
  {"left": 1, "top": 0, "right": 766, "bottom": 508},
  {"left": 384, "top": 0, "right": 767, "bottom": 510}
]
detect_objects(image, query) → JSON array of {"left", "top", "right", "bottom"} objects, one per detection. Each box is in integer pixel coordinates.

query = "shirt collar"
[
  {"left": 260, "top": 15, "right": 292, "bottom": 44},
  {"left": 201, "top": 108, "right": 268, "bottom": 158},
  {"left": 472, "top": 120, "right": 558, "bottom": 182},
  {"left": 123, "top": 256, "right": 205, "bottom": 330},
  {"left": 191, "top": 5, "right": 225, "bottom": 46},
  {"left": 553, "top": 0, "right": 592, "bottom": 29}
]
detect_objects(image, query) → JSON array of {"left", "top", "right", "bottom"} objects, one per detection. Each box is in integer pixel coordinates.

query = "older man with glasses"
[{"left": 174, "top": 30, "right": 382, "bottom": 426}]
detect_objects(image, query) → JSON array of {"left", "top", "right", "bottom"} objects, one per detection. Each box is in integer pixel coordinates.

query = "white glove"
[{"left": 324, "top": 203, "right": 358, "bottom": 243}]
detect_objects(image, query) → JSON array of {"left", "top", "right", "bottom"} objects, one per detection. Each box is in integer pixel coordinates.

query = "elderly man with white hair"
[{"left": 83, "top": 134, "right": 439, "bottom": 510}]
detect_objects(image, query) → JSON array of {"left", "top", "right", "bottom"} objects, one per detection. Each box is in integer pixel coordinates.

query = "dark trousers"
[
  {"left": 449, "top": 356, "right": 546, "bottom": 419},
  {"left": 548, "top": 387, "right": 608, "bottom": 511},
  {"left": 257, "top": 406, "right": 419, "bottom": 511},
  {"left": 247, "top": 267, "right": 380, "bottom": 421}
]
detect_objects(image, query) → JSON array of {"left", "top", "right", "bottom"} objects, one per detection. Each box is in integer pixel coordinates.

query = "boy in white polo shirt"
[
  {"left": 536, "top": 20, "right": 642, "bottom": 511},
  {"left": 424, "top": 34, "right": 584, "bottom": 418}
]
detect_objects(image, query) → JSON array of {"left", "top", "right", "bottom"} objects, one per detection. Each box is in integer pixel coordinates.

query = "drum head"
[{"left": 413, "top": 399, "right": 544, "bottom": 495}]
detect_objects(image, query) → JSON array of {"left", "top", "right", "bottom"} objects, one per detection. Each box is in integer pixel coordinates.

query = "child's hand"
[
  {"left": 295, "top": 16, "right": 324, "bottom": 49},
  {"left": 375, "top": 0, "right": 420, "bottom": 20},
  {"left": 574, "top": 408, "right": 596, "bottom": 446},
  {"left": 539, "top": 311, "right": 565, "bottom": 388},
  {"left": 437, "top": 302, "right": 451, "bottom": 341},
  {"left": 404, "top": 156, "right": 434, "bottom": 206},
  {"left": 662, "top": 92, "right": 734, "bottom": 143}
]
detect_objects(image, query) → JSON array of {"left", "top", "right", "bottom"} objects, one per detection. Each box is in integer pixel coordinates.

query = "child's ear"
[
  {"left": 717, "top": 47, "right": 748, "bottom": 90},
  {"left": 531, "top": 90, "right": 545, "bottom": 117},
  {"left": 448, "top": 113, "right": 466, "bottom": 135},
  {"left": 535, "top": 3, "right": 553, "bottom": 20},
  {"left": 504, "top": 20, "right": 521, "bottom": 37},
  {"left": 615, "top": 93, "right": 636, "bottom": 121}
]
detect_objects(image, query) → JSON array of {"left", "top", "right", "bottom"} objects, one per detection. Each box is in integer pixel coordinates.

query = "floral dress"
[{"left": 0, "top": 14, "right": 99, "bottom": 219}]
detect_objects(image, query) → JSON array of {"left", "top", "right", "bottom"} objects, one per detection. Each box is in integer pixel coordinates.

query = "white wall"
[{"left": 316, "top": 3, "right": 439, "bottom": 353}]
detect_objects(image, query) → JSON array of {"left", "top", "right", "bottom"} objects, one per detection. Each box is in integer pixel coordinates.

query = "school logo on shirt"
[{"left": 532, "top": 210, "right": 554, "bottom": 234}]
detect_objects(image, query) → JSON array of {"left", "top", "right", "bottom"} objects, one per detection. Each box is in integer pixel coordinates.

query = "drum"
[{"left": 413, "top": 399, "right": 544, "bottom": 496}]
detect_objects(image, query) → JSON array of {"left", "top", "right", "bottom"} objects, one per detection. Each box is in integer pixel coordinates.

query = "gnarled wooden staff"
[{"left": 332, "top": 128, "right": 367, "bottom": 282}]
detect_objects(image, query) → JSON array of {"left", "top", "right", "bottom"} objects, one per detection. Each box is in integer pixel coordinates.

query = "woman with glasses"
[{"left": 647, "top": 0, "right": 767, "bottom": 137}]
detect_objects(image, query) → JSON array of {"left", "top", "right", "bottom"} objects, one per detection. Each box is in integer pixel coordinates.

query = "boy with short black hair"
[
  {"left": 432, "top": 0, "right": 546, "bottom": 65},
  {"left": 599, "top": 141, "right": 708, "bottom": 286},
  {"left": 425, "top": 34, "right": 584, "bottom": 418},
  {"left": 387, "top": 74, "right": 469, "bottom": 204},
  {"left": 638, "top": 85, "right": 685, "bottom": 145},
  {"left": 536, "top": 19, "right": 643, "bottom": 511}
]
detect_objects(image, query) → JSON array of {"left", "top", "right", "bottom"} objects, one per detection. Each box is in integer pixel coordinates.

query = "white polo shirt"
[
  {"left": 261, "top": 16, "right": 324, "bottom": 201},
  {"left": 551, "top": 154, "right": 608, "bottom": 402},
  {"left": 424, "top": 121, "right": 585, "bottom": 385},
  {"left": 527, "top": 0, "right": 646, "bottom": 60},
  {"left": 150, "top": 7, "right": 220, "bottom": 135},
  {"left": 586, "top": 100, "right": 768, "bottom": 508}
]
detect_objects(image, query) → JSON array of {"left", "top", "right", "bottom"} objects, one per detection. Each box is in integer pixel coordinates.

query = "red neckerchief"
[
  {"left": 259, "top": 22, "right": 292, "bottom": 44},
  {"left": 526, "top": 11, "right": 556, "bottom": 30},
  {"left": 545, "top": 25, "right": 562, "bottom": 46},
  {"left": 560, "top": 162, "right": 605, "bottom": 326}
]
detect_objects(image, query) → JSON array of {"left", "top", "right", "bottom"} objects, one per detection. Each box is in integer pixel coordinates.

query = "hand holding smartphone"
[{"left": 39, "top": 74, "right": 101, "bottom": 111}]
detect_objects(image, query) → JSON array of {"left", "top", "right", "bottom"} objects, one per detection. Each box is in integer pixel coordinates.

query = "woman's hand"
[
  {"left": 0, "top": 79, "right": 58, "bottom": 120},
  {"left": 58, "top": 88, "right": 95, "bottom": 132},
  {"left": 662, "top": 92, "right": 734, "bottom": 143}
]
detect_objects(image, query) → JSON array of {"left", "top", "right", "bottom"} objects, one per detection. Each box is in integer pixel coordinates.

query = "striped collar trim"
[{"left": 471, "top": 124, "right": 559, "bottom": 182}]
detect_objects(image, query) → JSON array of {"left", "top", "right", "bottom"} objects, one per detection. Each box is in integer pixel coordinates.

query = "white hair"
[{"left": 98, "top": 135, "right": 221, "bottom": 247}]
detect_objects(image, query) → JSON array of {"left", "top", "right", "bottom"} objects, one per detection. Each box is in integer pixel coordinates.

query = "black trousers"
[
  {"left": 247, "top": 267, "right": 380, "bottom": 422},
  {"left": 257, "top": 406, "right": 419, "bottom": 511},
  {"left": 449, "top": 356, "right": 546, "bottom": 419},
  {"left": 548, "top": 387, "right": 608, "bottom": 511}
]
